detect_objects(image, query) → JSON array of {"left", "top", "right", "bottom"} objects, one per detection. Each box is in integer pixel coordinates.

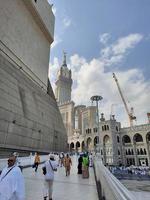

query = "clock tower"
[{"left": 55, "top": 52, "right": 72, "bottom": 105}]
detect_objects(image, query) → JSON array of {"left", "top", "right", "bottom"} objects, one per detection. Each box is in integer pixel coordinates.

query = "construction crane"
[{"left": 112, "top": 73, "right": 136, "bottom": 126}]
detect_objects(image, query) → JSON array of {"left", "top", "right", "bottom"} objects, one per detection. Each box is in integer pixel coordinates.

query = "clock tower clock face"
[{"left": 63, "top": 69, "right": 69, "bottom": 78}]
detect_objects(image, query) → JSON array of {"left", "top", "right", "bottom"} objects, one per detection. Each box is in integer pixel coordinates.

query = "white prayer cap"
[
  {"left": 49, "top": 154, "right": 54, "bottom": 159},
  {"left": 13, "top": 152, "right": 19, "bottom": 156}
]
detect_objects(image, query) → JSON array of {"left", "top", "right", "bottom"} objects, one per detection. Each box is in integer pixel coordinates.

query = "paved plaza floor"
[
  {"left": 23, "top": 155, "right": 98, "bottom": 200},
  {"left": 121, "top": 180, "right": 150, "bottom": 200}
]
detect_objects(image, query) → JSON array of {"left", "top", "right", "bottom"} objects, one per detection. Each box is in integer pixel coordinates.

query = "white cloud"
[
  {"left": 63, "top": 17, "right": 71, "bottom": 28},
  {"left": 99, "top": 33, "right": 111, "bottom": 45},
  {"left": 112, "top": 33, "right": 143, "bottom": 55},
  {"left": 49, "top": 33, "right": 149, "bottom": 126},
  {"left": 48, "top": 57, "right": 60, "bottom": 89},
  {"left": 101, "top": 33, "right": 143, "bottom": 66}
]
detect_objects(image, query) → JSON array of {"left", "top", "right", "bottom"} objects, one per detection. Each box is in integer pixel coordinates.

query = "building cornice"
[{"left": 23, "top": 0, "right": 55, "bottom": 43}]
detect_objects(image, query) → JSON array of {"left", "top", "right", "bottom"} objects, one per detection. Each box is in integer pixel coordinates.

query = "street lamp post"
[{"left": 90, "top": 95, "right": 103, "bottom": 153}]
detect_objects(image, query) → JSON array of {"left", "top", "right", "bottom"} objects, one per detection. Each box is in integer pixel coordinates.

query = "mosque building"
[{"left": 55, "top": 52, "right": 150, "bottom": 167}]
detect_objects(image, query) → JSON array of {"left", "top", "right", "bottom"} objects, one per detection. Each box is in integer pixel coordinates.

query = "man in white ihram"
[
  {"left": 0, "top": 155, "right": 25, "bottom": 200},
  {"left": 43, "top": 154, "right": 58, "bottom": 200}
]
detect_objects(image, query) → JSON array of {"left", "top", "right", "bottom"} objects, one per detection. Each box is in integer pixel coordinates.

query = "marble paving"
[{"left": 23, "top": 155, "right": 98, "bottom": 200}]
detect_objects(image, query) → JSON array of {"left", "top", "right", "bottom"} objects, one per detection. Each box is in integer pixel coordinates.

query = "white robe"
[{"left": 0, "top": 165, "right": 25, "bottom": 200}]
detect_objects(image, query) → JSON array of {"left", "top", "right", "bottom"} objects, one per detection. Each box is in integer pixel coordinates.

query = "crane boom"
[{"left": 112, "top": 73, "right": 136, "bottom": 126}]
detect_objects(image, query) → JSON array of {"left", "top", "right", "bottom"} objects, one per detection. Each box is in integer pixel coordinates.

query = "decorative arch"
[
  {"left": 94, "top": 136, "right": 99, "bottom": 146},
  {"left": 87, "top": 137, "right": 92, "bottom": 150},
  {"left": 133, "top": 133, "right": 143, "bottom": 143},
  {"left": 76, "top": 141, "right": 80, "bottom": 151},
  {"left": 81, "top": 141, "right": 85, "bottom": 151},
  {"left": 122, "top": 135, "right": 131, "bottom": 144},
  {"left": 103, "top": 135, "right": 110, "bottom": 145},
  {"left": 70, "top": 142, "right": 74, "bottom": 151}
]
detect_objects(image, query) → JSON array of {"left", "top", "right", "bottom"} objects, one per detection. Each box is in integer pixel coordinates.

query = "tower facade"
[{"left": 55, "top": 52, "right": 72, "bottom": 105}]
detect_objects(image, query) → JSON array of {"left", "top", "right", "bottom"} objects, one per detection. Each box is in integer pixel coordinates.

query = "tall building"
[
  {"left": 55, "top": 53, "right": 150, "bottom": 167},
  {"left": 55, "top": 52, "right": 72, "bottom": 105},
  {"left": 0, "top": 0, "right": 67, "bottom": 156},
  {"left": 55, "top": 52, "right": 74, "bottom": 137}
]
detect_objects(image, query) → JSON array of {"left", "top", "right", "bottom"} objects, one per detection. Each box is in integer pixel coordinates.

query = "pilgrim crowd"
[{"left": 0, "top": 152, "right": 94, "bottom": 200}]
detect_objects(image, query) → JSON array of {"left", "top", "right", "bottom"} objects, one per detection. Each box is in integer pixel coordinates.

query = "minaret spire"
[{"left": 62, "top": 50, "right": 67, "bottom": 67}]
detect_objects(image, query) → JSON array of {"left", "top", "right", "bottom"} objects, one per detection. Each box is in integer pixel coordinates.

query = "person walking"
[
  {"left": 59, "top": 152, "right": 64, "bottom": 167},
  {"left": 0, "top": 155, "right": 25, "bottom": 200},
  {"left": 89, "top": 153, "right": 93, "bottom": 167},
  {"left": 13, "top": 152, "right": 23, "bottom": 172},
  {"left": 34, "top": 152, "right": 40, "bottom": 172},
  {"left": 42, "top": 154, "right": 57, "bottom": 200},
  {"left": 63, "top": 154, "right": 72, "bottom": 176},
  {"left": 82, "top": 153, "right": 89, "bottom": 178},
  {"left": 77, "top": 153, "right": 83, "bottom": 174}
]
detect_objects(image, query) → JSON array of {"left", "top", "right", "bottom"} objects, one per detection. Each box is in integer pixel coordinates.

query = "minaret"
[{"left": 55, "top": 51, "right": 72, "bottom": 105}]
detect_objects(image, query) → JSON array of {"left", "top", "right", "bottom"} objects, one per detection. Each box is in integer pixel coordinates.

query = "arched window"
[
  {"left": 146, "top": 158, "right": 148, "bottom": 166},
  {"left": 87, "top": 137, "right": 92, "bottom": 149},
  {"left": 118, "top": 150, "right": 120, "bottom": 155},
  {"left": 116, "top": 126, "right": 118, "bottom": 131},
  {"left": 137, "top": 149, "right": 140, "bottom": 155},
  {"left": 133, "top": 133, "right": 143, "bottom": 143},
  {"left": 131, "top": 149, "right": 134, "bottom": 155},
  {"left": 103, "top": 135, "right": 110, "bottom": 145},
  {"left": 117, "top": 136, "right": 120, "bottom": 143},
  {"left": 70, "top": 142, "right": 74, "bottom": 150},
  {"left": 128, "top": 149, "right": 131, "bottom": 155},
  {"left": 144, "top": 149, "right": 147, "bottom": 155},
  {"left": 122, "top": 135, "right": 131, "bottom": 144},
  {"left": 81, "top": 141, "right": 85, "bottom": 151},
  {"left": 107, "top": 125, "right": 109, "bottom": 130},
  {"left": 140, "top": 148, "right": 144, "bottom": 155},
  {"left": 94, "top": 136, "right": 99, "bottom": 146},
  {"left": 76, "top": 141, "right": 80, "bottom": 150}
]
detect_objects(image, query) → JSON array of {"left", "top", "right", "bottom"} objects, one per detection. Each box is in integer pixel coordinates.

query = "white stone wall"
[
  {"left": 0, "top": 52, "right": 67, "bottom": 153},
  {"left": 0, "top": 0, "right": 54, "bottom": 89}
]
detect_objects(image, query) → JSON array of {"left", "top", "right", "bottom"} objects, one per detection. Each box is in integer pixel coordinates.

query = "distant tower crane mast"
[{"left": 112, "top": 73, "right": 136, "bottom": 126}]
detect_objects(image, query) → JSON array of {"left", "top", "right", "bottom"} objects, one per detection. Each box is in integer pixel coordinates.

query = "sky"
[{"left": 48, "top": 0, "right": 150, "bottom": 127}]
